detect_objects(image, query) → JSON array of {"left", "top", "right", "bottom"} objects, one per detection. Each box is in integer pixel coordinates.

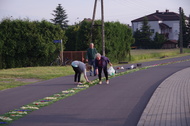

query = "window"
[{"left": 150, "top": 29, "right": 155, "bottom": 33}]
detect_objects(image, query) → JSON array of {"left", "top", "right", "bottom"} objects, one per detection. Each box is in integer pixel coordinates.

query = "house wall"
[
  {"left": 132, "top": 21, "right": 160, "bottom": 39},
  {"left": 163, "top": 20, "right": 179, "bottom": 40},
  {"left": 132, "top": 20, "right": 179, "bottom": 41}
]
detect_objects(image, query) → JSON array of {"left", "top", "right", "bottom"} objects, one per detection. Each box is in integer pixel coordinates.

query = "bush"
[{"left": 0, "top": 19, "right": 67, "bottom": 69}]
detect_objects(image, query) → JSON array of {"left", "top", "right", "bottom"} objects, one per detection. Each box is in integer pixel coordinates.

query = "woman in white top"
[{"left": 71, "top": 61, "right": 91, "bottom": 84}]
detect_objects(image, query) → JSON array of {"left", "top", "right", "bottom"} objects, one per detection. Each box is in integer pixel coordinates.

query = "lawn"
[{"left": 0, "top": 66, "right": 74, "bottom": 90}]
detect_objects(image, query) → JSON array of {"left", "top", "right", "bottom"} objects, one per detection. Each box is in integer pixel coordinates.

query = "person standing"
[
  {"left": 95, "top": 53, "right": 112, "bottom": 84},
  {"left": 71, "top": 61, "right": 91, "bottom": 85},
  {"left": 86, "top": 43, "right": 98, "bottom": 76}
]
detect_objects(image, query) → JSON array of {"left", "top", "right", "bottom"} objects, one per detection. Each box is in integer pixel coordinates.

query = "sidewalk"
[{"left": 137, "top": 67, "right": 190, "bottom": 126}]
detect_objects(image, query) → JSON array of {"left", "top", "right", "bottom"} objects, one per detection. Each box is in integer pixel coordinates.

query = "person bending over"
[
  {"left": 95, "top": 53, "right": 112, "bottom": 84},
  {"left": 71, "top": 61, "right": 91, "bottom": 85}
]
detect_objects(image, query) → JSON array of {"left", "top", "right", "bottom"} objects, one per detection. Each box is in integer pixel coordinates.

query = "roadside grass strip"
[{"left": 1, "top": 58, "right": 190, "bottom": 125}]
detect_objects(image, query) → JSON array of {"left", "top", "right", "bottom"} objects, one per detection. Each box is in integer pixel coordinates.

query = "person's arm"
[
  {"left": 83, "top": 69, "right": 91, "bottom": 83},
  {"left": 106, "top": 57, "right": 112, "bottom": 66},
  {"left": 96, "top": 68, "right": 99, "bottom": 75},
  {"left": 85, "top": 49, "right": 88, "bottom": 62},
  {"left": 94, "top": 48, "right": 98, "bottom": 54}
]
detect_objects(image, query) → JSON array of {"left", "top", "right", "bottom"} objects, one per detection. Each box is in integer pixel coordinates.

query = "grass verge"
[{"left": 0, "top": 66, "right": 74, "bottom": 90}]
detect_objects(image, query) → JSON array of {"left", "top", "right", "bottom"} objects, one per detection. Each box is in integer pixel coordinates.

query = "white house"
[{"left": 131, "top": 10, "right": 180, "bottom": 48}]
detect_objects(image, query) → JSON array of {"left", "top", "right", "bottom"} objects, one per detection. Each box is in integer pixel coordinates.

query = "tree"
[
  {"left": 51, "top": 4, "right": 69, "bottom": 29},
  {"left": 186, "top": 15, "right": 190, "bottom": 46},
  {"left": 133, "top": 29, "right": 143, "bottom": 48},
  {"left": 0, "top": 19, "right": 66, "bottom": 69},
  {"left": 133, "top": 17, "right": 152, "bottom": 48},
  {"left": 153, "top": 32, "right": 166, "bottom": 49},
  {"left": 64, "top": 21, "right": 134, "bottom": 62},
  {"left": 183, "top": 14, "right": 190, "bottom": 47},
  {"left": 140, "top": 17, "right": 152, "bottom": 48}
]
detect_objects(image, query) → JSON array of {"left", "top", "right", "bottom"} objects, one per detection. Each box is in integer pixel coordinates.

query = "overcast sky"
[{"left": 0, "top": 0, "right": 190, "bottom": 25}]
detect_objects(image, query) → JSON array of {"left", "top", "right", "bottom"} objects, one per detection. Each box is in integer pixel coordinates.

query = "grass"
[
  {"left": 0, "top": 66, "right": 74, "bottom": 90},
  {"left": 0, "top": 49, "right": 190, "bottom": 91},
  {"left": 129, "top": 48, "right": 190, "bottom": 63}
]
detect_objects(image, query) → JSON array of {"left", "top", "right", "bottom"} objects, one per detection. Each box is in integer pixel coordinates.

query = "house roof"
[
  {"left": 159, "top": 23, "right": 171, "bottom": 29},
  {"left": 131, "top": 10, "right": 180, "bottom": 22}
]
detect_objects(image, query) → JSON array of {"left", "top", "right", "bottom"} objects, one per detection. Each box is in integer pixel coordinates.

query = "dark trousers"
[
  {"left": 98, "top": 66, "right": 108, "bottom": 81},
  {"left": 72, "top": 67, "right": 81, "bottom": 82},
  {"left": 88, "top": 59, "right": 96, "bottom": 76}
]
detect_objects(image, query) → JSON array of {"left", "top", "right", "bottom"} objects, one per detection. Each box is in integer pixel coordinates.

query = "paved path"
[
  {"left": 137, "top": 67, "right": 190, "bottom": 126},
  {"left": 0, "top": 56, "right": 190, "bottom": 126}
]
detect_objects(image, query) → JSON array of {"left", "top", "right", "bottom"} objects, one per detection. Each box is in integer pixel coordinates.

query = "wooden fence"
[{"left": 61, "top": 51, "right": 87, "bottom": 65}]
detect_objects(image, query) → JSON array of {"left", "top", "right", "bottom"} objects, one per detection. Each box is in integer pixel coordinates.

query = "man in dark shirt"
[
  {"left": 86, "top": 43, "right": 98, "bottom": 76},
  {"left": 95, "top": 53, "right": 112, "bottom": 84}
]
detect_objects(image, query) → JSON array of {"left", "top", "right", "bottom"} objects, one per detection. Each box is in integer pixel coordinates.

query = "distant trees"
[
  {"left": 180, "top": 8, "right": 190, "bottom": 47},
  {"left": 0, "top": 19, "right": 66, "bottom": 69},
  {"left": 0, "top": 3, "right": 137, "bottom": 69},
  {"left": 51, "top": 4, "right": 69, "bottom": 29},
  {"left": 65, "top": 20, "right": 134, "bottom": 61},
  {"left": 186, "top": 15, "right": 190, "bottom": 46}
]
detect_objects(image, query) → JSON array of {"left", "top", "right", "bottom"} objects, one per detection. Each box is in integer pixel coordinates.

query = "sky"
[{"left": 0, "top": 0, "right": 190, "bottom": 25}]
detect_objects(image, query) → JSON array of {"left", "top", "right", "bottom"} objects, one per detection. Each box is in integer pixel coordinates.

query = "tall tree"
[
  {"left": 133, "top": 17, "right": 152, "bottom": 48},
  {"left": 140, "top": 17, "right": 152, "bottom": 48},
  {"left": 153, "top": 32, "right": 166, "bottom": 49},
  {"left": 51, "top": 4, "right": 69, "bottom": 29},
  {"left": 180, "top": 8, "right": 188, "bottom": 47},
  {"left": 187, "top": 15, "right": 190, "bottom": 46}
]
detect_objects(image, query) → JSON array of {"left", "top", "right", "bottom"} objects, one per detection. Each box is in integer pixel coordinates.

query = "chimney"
[
  {"left": 166, "top": 9, "right": 169, "bottom": 13},
  {"left": 156, "top": 10, "right": 159, "bottom": 13}
]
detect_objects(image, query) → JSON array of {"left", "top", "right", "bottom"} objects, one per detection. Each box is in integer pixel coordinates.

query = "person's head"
[
  {"left": 89, "top": 43, "right": 94, "bottom": 49},
  {"left": 86, "top": 63, "right": 92, "bottom": 71},
  {"left": 95, "top": 53, "right": 101, "bottom": 60}
]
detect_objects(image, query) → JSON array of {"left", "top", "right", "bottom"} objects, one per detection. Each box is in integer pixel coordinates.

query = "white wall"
[
  {"left": 132, "top": 20, "right": 179, "bottom": 41},
  {"left": 163, "top": 21, "right": 179, "bottom": 40}
]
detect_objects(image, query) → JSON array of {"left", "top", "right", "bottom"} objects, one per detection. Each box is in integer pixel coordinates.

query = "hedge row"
[{"left": 0, "top": 19, "right": 66, "bottom": 69}]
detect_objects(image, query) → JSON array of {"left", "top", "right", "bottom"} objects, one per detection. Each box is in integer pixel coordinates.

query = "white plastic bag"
[{"left": 107, "top": 66, "right": 115, "bottom": 76}]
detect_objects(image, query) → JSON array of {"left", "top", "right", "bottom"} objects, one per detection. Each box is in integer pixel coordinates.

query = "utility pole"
[
  {"left": 101, "top": 0, "right": 105, "bottom": 56},
  {"left": 91, "top": 0, "right": 105, "bottom": 56},
  {"left": 91, "top": 0, "right": 97, "bottom": 42},
  {"left": 179, "top": 7, "right": 183, "bottom": 54}
]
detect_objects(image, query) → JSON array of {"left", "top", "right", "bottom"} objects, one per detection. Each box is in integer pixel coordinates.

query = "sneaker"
[
  {"left": 106, "top": 80, "right": 109, "bottom": 84},
  {"left": 99, "top": 81, "right": 102, "bottom": 84}
]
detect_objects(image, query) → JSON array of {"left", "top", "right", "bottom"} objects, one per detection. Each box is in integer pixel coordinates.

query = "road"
[{"left": 0, "top": 55, "right": 190, "bottom": 126}]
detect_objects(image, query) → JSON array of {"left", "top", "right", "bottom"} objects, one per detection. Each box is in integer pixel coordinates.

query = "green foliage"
[
  {"left": 104, "top": 22, "right": 134, "bottom": 61},
  {"left": 51, "top": 4, "right": 69, "bottom": 29},
  {"left": 133, "top": 17, "right": 153, "bottom": 49},
  {"left": 65, "top": 21, "right": 134, "bottom": 62},
  {"left": 75, "top": 21, "right": 91, "bottom": 51},
  {"left": 0, "top": 19, "right": 66, "bottom": 69},
  {"left": 65, "top": 25, "right": 79, "bottom": 51},
  {"left": 153, "top": 32, "right": 166, "bottom": 49},
  {"left": 183, "top": 14, "right": 190, "bottom": 47},
  {"left": 187, "top": 15, "right": 190, "bottom": 45}
]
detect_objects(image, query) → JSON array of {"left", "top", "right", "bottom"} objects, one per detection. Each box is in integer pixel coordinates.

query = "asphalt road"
[{"left": 0, "top": 55, "right": 190, "bottom": 126}]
